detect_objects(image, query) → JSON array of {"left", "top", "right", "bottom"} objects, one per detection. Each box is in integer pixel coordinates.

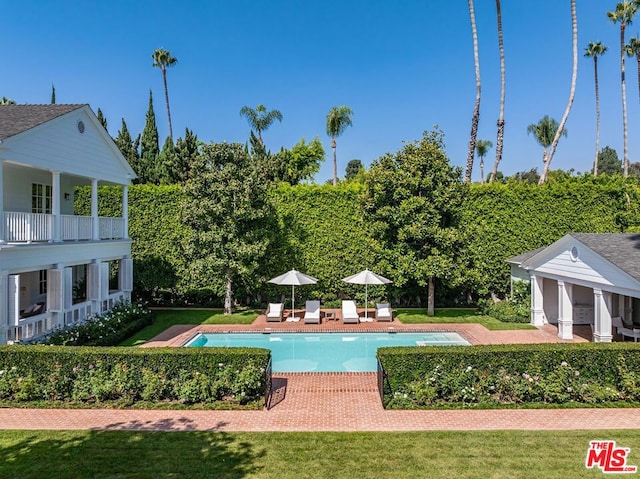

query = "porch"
[{"left": 3, "top": 212, "right": 125, "bottom": 243}]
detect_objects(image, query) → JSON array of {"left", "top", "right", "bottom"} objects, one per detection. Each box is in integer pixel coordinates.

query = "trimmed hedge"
[
  {"left": 76, "top": 176, "right": 640, "bottom": 307},
  {"left": 378, "top": 342, "right": 640, "bottom": 408},
  {"left": 0, "top": 346, "right": 270, "bottom": 407}
]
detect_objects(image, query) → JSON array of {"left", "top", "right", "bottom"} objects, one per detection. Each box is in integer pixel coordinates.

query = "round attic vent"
[
  {"left": 570, "top": 246, "right": 579, "bottom": 262},
  {"left": 77, "top": 120, "right": 85, "bottom": 134}
]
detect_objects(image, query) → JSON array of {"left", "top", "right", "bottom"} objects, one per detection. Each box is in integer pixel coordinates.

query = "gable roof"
[
  {"left": 506, "top": 247, "right": 546, "bottom": 265},
  {"left": 0, "top": 104, "right": 86, "bottom": 140},
  {"left": 570, "top": 233, "right": 640, "bottom": 281}
]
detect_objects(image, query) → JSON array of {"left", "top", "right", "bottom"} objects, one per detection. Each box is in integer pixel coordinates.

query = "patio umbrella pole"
[
  {"left": 291, "top": 284, "right": 295, "bottom": 320},
  {"left": 365, "top": 283, "right": 368, "bottom": 321}
]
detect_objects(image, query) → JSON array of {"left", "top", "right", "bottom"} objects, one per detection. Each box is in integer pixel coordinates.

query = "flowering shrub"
[
  {"left": 37, "top": 302, "right": 153, "bottom": 346},
  {"left": 0, "top": 345, "right": 270, "bottom": 408},
  {"left": 380, "top": 343, "right": 640, "bottom": 409}
]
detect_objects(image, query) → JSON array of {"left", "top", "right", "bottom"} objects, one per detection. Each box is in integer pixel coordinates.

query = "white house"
[
  {"left": 0, "top": 104, "right": 136, "bottom": 344},
  {"left": 508, "top": 233, "right": 640, "bottom": 342}
]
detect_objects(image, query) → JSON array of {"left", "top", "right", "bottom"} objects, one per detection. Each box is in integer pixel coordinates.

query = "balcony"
[{"left": 3, "top": 211, "right": 126, "bottom": 243}]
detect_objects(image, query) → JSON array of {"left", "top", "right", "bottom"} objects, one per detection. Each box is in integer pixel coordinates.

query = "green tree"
[
  {"left": 539, "top": 0, "right": 577, "bottom": 185},
  {"left": 0, "top": 97, "right": 16, "bottom": 105},
  {"left": 608, "top": 1, "right": 638, "bottom": 176},
  {"left": 362, "top": 129, "right": 465, "bottom": 316},
  {"left": 345, "top": 159, "right": 364, "bottom": 181},
  {"left": 475, "top": 140, "right": 493, "bottom": 184},
  {"left": 326, "top": 106, "right": 354, "bottom": 186},
  {"left": 115, "top": 118, "right": 141, "bottom": 181},
  {"left": 597, "top": 146, "right": 623, "bottom": 175},
  {"left": 491, "top": 0, "right": 506, "bottom": 183},
  {"left": 239, "top": 104, "right": 283, "bottom": 146},
  {"left": 527, "top": 116, "right": 567, "bottom": 168},
  {"left": 140, "top": 90, "right": 160, "bottom": 184},
  {"left": 165, "top": 128, "right": 201, "bottom": 184},
  {"left": 182, "top": 142, "right": 275, "bottom": 314},
  {"left": 152, "top": 48, "right": 178, "bottom": 140},
  {"left": 585, "top": 41, "right": 608, "bottom": 176},
  {"left": 156, "top": 136, "right": 177, "bottom": 184},
  {"left": 96, "top": 108, "right": 108, "bottom": 132},
  {"left": 626, "top": 36, "right": 640, "bottom": 103},
  {"left": 50, "top": 84, "right": 55, "bottom": 104},
  {"left": 465, "top": 0, "right": 481, "bottom": 184},
  {"left": 277, "top": 137, "right": 325, "bottom": 185}
]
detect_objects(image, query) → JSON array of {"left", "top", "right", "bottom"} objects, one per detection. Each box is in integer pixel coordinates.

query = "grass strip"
[{"left": 0, "top": 429, "right": 637, "bottom": 478}]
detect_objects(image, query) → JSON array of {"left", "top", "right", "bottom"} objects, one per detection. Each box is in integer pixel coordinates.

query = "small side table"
[{"left": 324, "top": 310, "right": 337, "bottom": 321}]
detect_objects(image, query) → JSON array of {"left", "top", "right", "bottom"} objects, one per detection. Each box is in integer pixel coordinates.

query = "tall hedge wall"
[{"left": 77, "top": 176, "right": 640, "bottom": 306}]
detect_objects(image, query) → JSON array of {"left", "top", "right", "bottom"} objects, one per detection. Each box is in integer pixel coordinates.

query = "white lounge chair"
[
  {"left": 304, "top": 300, "right": 321, "bottom": 324},
  {"left": 612, "top": 316, "right": 640, "bottom": 342},
  {"left": 375, "top": 302, "right": 393, "bottom": 322},
  {"left": 266, "top": 302, "right": 284, "bottom": 322},
  {"left": 342, "top": 300, "right": 359, "bottom": 324}
]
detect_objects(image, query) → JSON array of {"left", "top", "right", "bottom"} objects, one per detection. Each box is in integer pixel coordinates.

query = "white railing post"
[
  {"left": 91, "top": 179, "right": 99, "bottom": 240},
  {"left": 52, "top": 171, "right": 61, "bottom": 242},
  {"left": 0, "top": 271, "right": 8, "bottom": 344},
  {"left": 0, "top": 161, "right": 5, "bottom": 244}
]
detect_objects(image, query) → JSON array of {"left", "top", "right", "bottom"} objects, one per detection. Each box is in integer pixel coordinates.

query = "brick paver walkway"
[{"left": 2, "top": 314, "right": 638, "bottom": 433}]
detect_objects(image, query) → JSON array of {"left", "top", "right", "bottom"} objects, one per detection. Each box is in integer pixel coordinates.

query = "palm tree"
[
  {"left": 326, "top": 106, "right": 354, "bottom": 186},
  {"left": 585, "top": 41, "right": 608, "bottom": 176},
  {"left": 465, "top": 0, "right": 481, "bottom": 183},
  {"left": 490, "top": 0, "right": 506, "bottom": 183},
  {"left": 528, "top": 116, "right": 567, "bottom": 167},
  {"left": 539, "top": 0, "right": 577, "bottom": 185},
  {"left": 239, "top": 104, "right": 283, "bottom": 145},
  {"left": 608, "top": 1, "right": 638, "bottom": 177},
  {"left": 0, "top": 97, "right": 16, "bottom": 105},
  {"left": 626, "top": 36, "right": 640, "bottom": 102},
  {"left": 475, "top": 140, "right": 493, "bottom": 184},
  {"left": 152, "top": 48, "right": 178, "bottom": 140}
]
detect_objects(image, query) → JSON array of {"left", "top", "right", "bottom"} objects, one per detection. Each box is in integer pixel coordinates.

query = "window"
[
  {"left": 32, "top": 183, "right": 52, "bottom": 214},
  {"left": 39, "top": 270, "right": 47, "bottom": 295}
]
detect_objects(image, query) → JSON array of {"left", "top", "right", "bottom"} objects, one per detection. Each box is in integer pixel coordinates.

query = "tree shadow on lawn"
[{"left": 0, "top": 419, "right": 264, "bottom": 478}]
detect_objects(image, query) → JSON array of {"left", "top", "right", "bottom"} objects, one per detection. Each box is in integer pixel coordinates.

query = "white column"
[
  {"left": 51, "top": 171, "right": 61, "bottom": 242},
  {"left": 0, "top": 271, "right": 9, "bottom": 344},
  {"left": 0, "top": 161, "right": 5, "bottom": 244},
  {"left": 47, "top": 267, "right": 64, "bottom": 330},
  {"left": 593, "top": 288, "right": 613, "bottom": 342},
  {"left": 530, "top": 274, "right": 546, "bottom": 326},
  {"left": 91, "top": 179, "right": 99, "bottom": 240},
  {"left": 618, "top": 295, "right": 626, "bottom": 321},
  {"left": 122, "top": 185, "right": 129, "bottom": 240},
  {"left": 557, "top": 280, "right": 574, "bottom": 340}
]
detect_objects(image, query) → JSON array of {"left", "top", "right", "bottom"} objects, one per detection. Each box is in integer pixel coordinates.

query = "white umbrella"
[
  {"left": 268, "top": 269, "right": 318, "bottom": 321},
  {"left": 342, "top": 269, "right": 392, "bottom": 321}
]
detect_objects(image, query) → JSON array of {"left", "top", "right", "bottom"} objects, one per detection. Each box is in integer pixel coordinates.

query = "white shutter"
[
  {"left": 119, "top": 258, "right": 133, "bottom": 292},
  {"left": 100, "top": 262, "right": 109, "bottom": 299},
  {"left": 47, "top": 269, "right": 63, "bottom": 311},
  {"left": 87, "top": 262, "right": 100, "bottom": 300},
  {"left": 8, "top": 275, "right": 19, "bottom": 326},
  {"left": 64, "top": 267, "right": 73, "bottom": 309}
]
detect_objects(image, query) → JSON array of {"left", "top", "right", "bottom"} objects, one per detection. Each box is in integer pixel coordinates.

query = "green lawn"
[
  {"left": 396, "top": 308, "right": 536, "bottom": 330},
  {"left": 119, "top": 309, "right": 259, "bottom": 346},
  {"left": 1, "top": 429, "right": 637, "bottom": 478}
]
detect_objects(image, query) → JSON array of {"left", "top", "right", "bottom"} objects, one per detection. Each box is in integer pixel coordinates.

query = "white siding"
[
  {"left": 532, "top": 241, "right": 640, "bottom": 293},
  {"left": 0, "top": 108, "right": 133, "bottom": 185}
]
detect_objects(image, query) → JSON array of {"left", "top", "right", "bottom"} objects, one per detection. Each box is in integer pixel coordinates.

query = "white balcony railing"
[
  {"left": 4, "top": 211, "right": 52, "bottom": 242},
  {"left": 3, "top": 212, "right": 125, "bottom": 243},
  {"left": 63, "top": 301, "right": 93, "bottom": 326},
  {"left": 8, "top": 311, "right": 53, "bottom": 343}
]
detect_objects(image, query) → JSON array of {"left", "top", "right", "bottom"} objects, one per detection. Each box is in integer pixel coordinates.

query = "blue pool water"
[{"left": 186, "top": 332, "right": 470, "bottom": 372}]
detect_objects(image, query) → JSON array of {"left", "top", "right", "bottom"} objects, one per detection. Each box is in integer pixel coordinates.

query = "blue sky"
[{"left": 2, "top": 0, "right": 639, "bottom": 182}]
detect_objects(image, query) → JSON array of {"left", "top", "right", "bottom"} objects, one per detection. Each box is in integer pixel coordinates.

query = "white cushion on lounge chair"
[
  {"left": 267, "top": 303, "right": 282, "bottom": 317},
  {"left": 342, "top": 300, "right": 359, "bottom": 324},
  {"left": 304, "top": 300, "right": 321, "bottom": 324},
  {"left": 377, "top": 303, "right": 390, "bottom": 317}
]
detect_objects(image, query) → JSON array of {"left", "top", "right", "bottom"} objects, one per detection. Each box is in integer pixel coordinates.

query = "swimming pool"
[{"left": 186, "top": 332, "right": 470, "bottom": 372}]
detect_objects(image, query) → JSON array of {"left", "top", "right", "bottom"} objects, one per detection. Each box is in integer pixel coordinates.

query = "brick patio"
[{"left": 2, "top": 313, "right": 638, "bottom": 433}]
